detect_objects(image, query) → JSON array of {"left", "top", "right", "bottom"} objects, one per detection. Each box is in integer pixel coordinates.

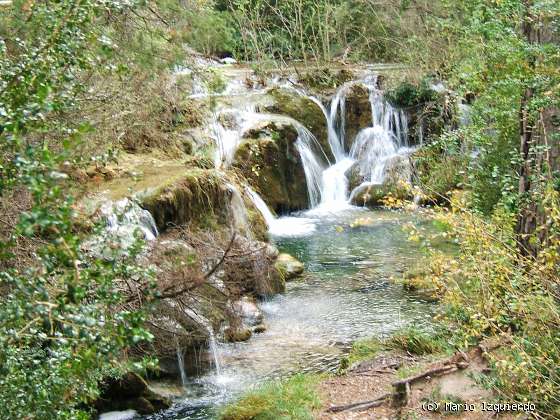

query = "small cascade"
[
  {"left": 176, "top": 345, "right": 188, "bottom": 388},
  {"left": 207, "top": 331, "right": 222, "bottom": 377},
  {"left": 367, "top": 82, "right": 409, "bottom": 148},
  {"left": 293, "top": 124, "right": 327, "bottom": 207},
  {"left": 350, "top": 126, "right": 397, "bottom": 184},
  {"left": 328, "top": 84, "right": 350, "bottom": 161},
  {"left": 317, "top": 158, "right": 355, "bottom": 210},
  {"left": 183, "top": 309, "right": 223, "bottom": 378},
  {"left": 211, "top": 106, "right": 259, "bottom": 169},
  {"left": 245, "top": 187, "right": 276, "bottom": 227},
  {"left": 103, "top": 198, "right": 159, "bottom": 241},
  {"left": 245, "top": 187, "right": 316, "bottom": 236}
]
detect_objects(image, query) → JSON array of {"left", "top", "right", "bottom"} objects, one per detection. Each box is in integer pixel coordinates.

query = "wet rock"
[
  {"left": 94, "top": 372, "right": 171, "bottom": 416},
  {"left": 252, "top": 324, "right": 267, "bottom": 334},
  {"left": 349, "top": 183, "right": 388, "bottom": 207},
  {"left": 275, "top": 253, "right": 304, "bottom": 281},
  {"left": 265, "top": 88, "right": 332, "bottom": 162},
  {"left": 349, "top": 154, "right": 413, "bottom": 207},
  {"left": 233, "top": 296, "right": 263, "bottom": 326},
  {"left": 233, "top": 121, "right": 309, "bottom": 213},
  {"left": 344, "top": 84, "right": 373, "bottom": 151},
  {"left": 224, "top": 326, "right": 252, "bottom": 343}
]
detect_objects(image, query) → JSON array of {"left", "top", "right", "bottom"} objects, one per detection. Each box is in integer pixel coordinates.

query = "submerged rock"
[{"left": 275, "top": 253, "right": 305, "bottom": 281}]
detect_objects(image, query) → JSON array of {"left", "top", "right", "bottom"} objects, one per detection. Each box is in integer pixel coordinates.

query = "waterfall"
[
  {"left": 176, "top": 345, "right": 188, "bottom": 387},
  {"left": 317, "top": 158, "right": 355, "bottom": 210},
  {"left": 207, "top": 331, "right": 222, "bottom": 377},
  {"left": 245, "top": 187, "right": 316, "bottom": 236},
  {"left": 328, "top": 85, "right": 350, "bottom": 161},
  {"left": 245, "top": 187, "right": 276, "bottom": 227},
  {"left": 293, "top": 125, "right": 326, "bottom": 208},
  {"left": 211, "top": 106, "right": 258, "bottom": 169},
  {"left": 183, "top": 309, "right": 223, "bottom": 378}
]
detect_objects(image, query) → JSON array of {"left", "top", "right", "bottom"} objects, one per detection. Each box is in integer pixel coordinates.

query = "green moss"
[
  {"left": 266, "top": 88, "right": 331, "bottom": 162},
  {"left": 219, "top": 374, "right": 322, "bottom": 420},
  {"left": 384, "top": 79, "right": 438, "bottom": 108},
  {"left": 141, "top": 169, "right": 229, "bottom": 232},
  {"left": 233, "top": 123, "right": 310, "bottom": 212}
]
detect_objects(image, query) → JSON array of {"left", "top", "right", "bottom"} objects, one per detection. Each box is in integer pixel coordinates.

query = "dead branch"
[{"left": 326, "top": 393, "right": 391, "bottom": 413}]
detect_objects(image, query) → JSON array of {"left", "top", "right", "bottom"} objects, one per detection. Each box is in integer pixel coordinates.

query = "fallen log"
[{"left": 326, "top": 393, "right": 391, "bottom": 413}]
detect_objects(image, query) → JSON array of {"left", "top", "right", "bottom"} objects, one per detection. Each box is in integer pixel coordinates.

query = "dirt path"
[{"left": 316, "top": 346, "right": 524, "bottom": 419}]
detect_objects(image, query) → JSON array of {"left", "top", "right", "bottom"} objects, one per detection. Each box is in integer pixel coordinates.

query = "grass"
[
  {"left": 341, "top": 326, "right": 450, "bottom": 373},
  {"left": 385, "top": 327, "right": 448, "bottom": 356},
  {"left": 346, "top": 337, "right": 384, "bottom": 365},
  {"left": 219, "top": 374, "right": 322, "bottom": 420}
]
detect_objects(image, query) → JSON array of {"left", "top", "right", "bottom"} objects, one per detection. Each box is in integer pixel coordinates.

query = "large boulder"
[
  {"left": 141, "top": 169, "right": 230, "bottom": 232},
  {"left": 233, "top": 121, "right": 309, "bottom": 213}
]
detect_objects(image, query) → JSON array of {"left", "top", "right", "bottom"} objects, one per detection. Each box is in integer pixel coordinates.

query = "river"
[{"left": 145, "top": 208, "right": 436, "bottom": 420}]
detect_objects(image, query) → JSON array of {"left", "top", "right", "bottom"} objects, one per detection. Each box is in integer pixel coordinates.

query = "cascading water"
[
  {"left": 350, "top": 126, "right": 397, "bottom": 185},
  {"left": 226, "top": 183, "right": 251, "bottom": 237},
  {"left": 176, "top": 345, "right": 188, "bottom": 388},
  {"left": 182, "top": 309, "right": 223, "bottom": 381},
  {"left": 212, "top": 106, "right": 259, "bottom": 169},
  {"left": 245, "top": 187, "right": 316, "bottom": 236}
]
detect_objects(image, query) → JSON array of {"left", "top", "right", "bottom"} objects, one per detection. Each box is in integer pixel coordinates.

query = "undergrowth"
[{"left": 405, "top": 189, "right": 560, "bottom": 417}]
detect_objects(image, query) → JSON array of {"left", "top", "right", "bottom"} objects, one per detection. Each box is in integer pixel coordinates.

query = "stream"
[{"left": 147, "top": 208, "right": 436, "bottom": 420}]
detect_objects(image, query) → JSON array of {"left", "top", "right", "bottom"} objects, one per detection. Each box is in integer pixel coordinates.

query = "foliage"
[
  {"left": 384, "top": 79, "right": 439, "bottom": 108},
  {"left": 414, "top": 132, "right": 468, "bottom": 203},
  {"left": 416, "top": 190, "right": 560, "bottom": 416},
  {"left": 224, "top": 0, "right": 442, "bottom": 63},
  {"left": 220, "top": 374, "right": 322, "bottom": 420},
  {"left": 0, "top": 1, "right": 157, "bottom": 418}
]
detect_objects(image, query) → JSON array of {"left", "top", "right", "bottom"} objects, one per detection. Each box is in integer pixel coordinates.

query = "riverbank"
[{"left": 221, "top": 329, "right": 521, "bottom": 420}]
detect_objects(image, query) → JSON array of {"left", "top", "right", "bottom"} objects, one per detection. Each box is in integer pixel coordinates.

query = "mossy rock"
[
  {"left": 350, "top": 182, "right": 411, "bottom": 207},
  {"left": 141, "top": 169, "right": 229, "bottom": 231},
  {"left": 275, "top": 253, "right": 304, "bottom": 281},
  {"left": 233, "top": 121, "right": 309, "bottom": 213},
  {"left": 344, "top": 84, "right": 373, "bottom": 151},
  {"left": 265, "top": 88, "right": 332, "bottom": 162}
]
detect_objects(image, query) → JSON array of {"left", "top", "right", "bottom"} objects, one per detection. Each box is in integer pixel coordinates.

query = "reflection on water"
[{"left": 147, "top": 209, "right": 436, "bottom": 419}]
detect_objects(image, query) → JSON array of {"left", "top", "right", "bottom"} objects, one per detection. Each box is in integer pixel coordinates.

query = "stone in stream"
[
  {"left": 94, "top": 372, "right": 171, "bottom": 416},
  {"left": 224, "top": 326, "right": 252, "bottom": 342},
  {"left": 232, "top": 296, "right": 264, "bottom": 326},
  {"left": 275, "top": 253, "right": 305, "bottom": 281}
]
